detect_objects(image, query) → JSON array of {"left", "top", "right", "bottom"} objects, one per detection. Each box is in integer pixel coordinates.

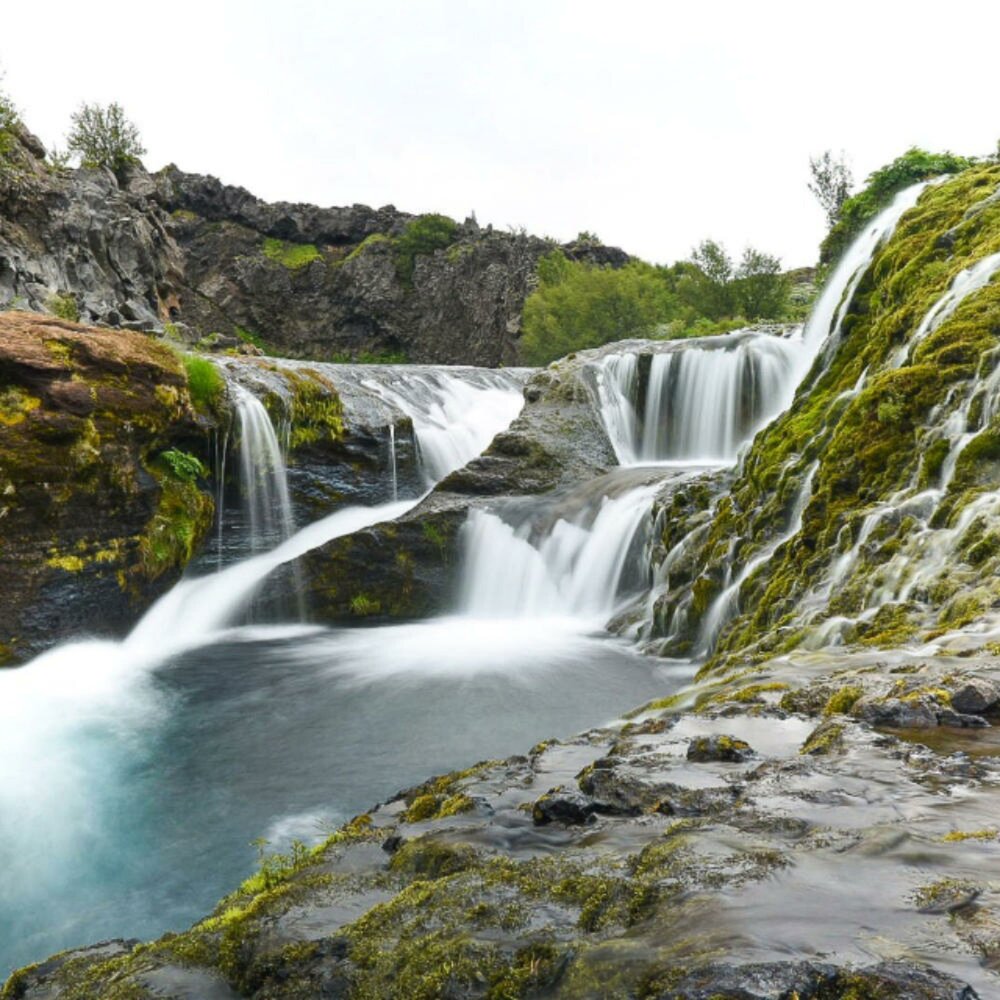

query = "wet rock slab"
[{"left": 13, "top": 655, "right": 1000, "bottom": 998}]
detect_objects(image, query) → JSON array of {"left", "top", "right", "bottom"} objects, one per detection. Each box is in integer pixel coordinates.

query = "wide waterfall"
[
  {"left": 460, "top": 472, "right": 661, "bottom": 621},
  {"left": 597, "top": 332, "right": 803, "bottom": 464}
]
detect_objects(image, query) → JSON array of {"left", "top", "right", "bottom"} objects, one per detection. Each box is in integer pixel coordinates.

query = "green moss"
[
  {"left": 941, "top": 828, "right": 998, "bottom": 842},
  {"left": 138, "top": 455, "right": 214, "bottom": 582},
  {"left": 182, "top": 354, "right": 224, "bottom": 412},
  {"left": 800, "top": 720, "right": 846, "bottom": 755},
  {"left": 262, "top": 237, "right": 322, "bottom": 269},
  {"left": 0, "top": 386, "right": 40, "bottom": 426},
  {"left": 858, "top": 603, "right": 917, "bottom": 648},
  {"left": 47, "top": 292, "right": 79, "bottom": 322},
  {"left": 279, "top": 369, "right": 345, "bottom": 449},
  {"left": 350, "top": 593, "right": 381, "bottom": 616},
  {"left": 45, "top": 554, "right": 86, "bottom": 572},
  {"left": 823, "top": 685, "right": 864, "bottom": 716},
  {"left": 343, "top": 232, "right": 391, "bottom": 263}
]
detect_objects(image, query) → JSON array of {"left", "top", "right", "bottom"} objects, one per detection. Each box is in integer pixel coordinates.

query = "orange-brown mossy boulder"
[{"left": 0, "top": 311, "right": 214, "bottom": 664}]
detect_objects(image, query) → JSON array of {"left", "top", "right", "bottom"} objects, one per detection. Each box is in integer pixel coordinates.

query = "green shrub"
[
  {"left": 0, "top": 77, "right": 18, "bottom": 160},
  {"left": 67, "top": 101, "right": 146, "bottom": 176},
  {"left": 47, "top": 292, "right": 79, "bottom": 322},
  {"left": 821, "top": 147, "right": 972, "bottom": 263},
  {"left": 395, "top": 214, "right": 459, "bottom": 285},
  {"left": 261, "top": 238, "right": 321, "bottom": 269},
  {"left": 520, "top": 253, "right": 678, "bottom": 365},
  {"left": 183, "top": 355, "right": 224, "bottom": 411}
]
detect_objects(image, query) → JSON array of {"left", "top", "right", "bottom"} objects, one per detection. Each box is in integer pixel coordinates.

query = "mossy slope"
[{"left": 647, "top": 165, "right": 1000, "bottom": 670}]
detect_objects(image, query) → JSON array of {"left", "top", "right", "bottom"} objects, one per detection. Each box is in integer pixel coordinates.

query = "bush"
[
  {"left": 183, "top": 355, "right": 224, "bottom": 411},
  {"left": 0, "top": 75, "right": 20, "bottom": 163},
  {"left": 395, "top": 214, "right": 459, "bottom": 285},
  {"left": 820, "top": 147, "right": 972, "bottom": 263},
  {"left": 67, "top": 102, "right": 146, "bottom": 176},
  {"left": 47, "top": 292, "right": 79, "bottom": 322},
  {"left": 520, "top": 253, "right": 677, "bottom": 365}
]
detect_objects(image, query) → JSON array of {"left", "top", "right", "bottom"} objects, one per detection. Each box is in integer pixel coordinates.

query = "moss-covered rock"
[{"left": 0, "top": 312, "right": 215, "bottom": 661}]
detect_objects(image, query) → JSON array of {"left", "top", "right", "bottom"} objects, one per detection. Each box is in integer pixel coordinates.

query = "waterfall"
[
  {"left": 800, "top": 181, "right": 931, "bottom": 367},
  {"left": 459, "top": 477, "right": 659, "bottom": 622},
  {"left": 639, "top": 335, "right": 801, "bottom": 462},
  {"left": 230, "top": 384, "right": 296, "bottom": 552},
  {"left": 388, "top": 423, "right": 398, "bottom": 502},
  {"left": 597, "top": 333, "right": 802, "bottom": 465},
  {"left": 355, "top": 367, "right": 526, "bottom": 483},
  {"left": 595, "top": 183, "right": 934, "bottom": 470}
]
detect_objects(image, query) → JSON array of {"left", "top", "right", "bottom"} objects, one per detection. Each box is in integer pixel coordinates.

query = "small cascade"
[
  {"left": 596, "top": 333, "right": 802, "bottom": 465},
  {"left": 890, "top": 250, "right": 1000, "bottom": 368},
  {"left": 696, "top": 462, "right": 818, "bottom": 655},
  {"left": 230, "top": 384, "right": 296, "bottom": 552},
  {"left": 128, "top": 498, "right": 418, "bottom": 659},
  {"left": 460, "top": 476, "right": 660, "bottom": 622},
  {"left": 801, "top": 181, "right": 931, "bottom": 369},
  {"left": 388, "top": 423, "right": 398, "bottom": 502},
  {"left": 353, "top": 367, "right": 526, "bottom": 483}
]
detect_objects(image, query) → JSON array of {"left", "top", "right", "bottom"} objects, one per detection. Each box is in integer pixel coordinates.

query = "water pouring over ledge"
[{"left": 0, "top": 181, "right": 943, "bottom": 971}]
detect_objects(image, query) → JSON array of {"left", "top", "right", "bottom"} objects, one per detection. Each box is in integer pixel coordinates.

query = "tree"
[
  {"left": 820, "top": 147, "right": 972, "bottom": 263},
  {"left": 683, "top": 240, "right": 736, "bottom": 319},
  {"left": 67, "top": 102, "right": 146, "bottom": 176},
  {"left": 733, "top": 248, "right": 788, "bottom": 319},
  {"left": 808, "top": 150, "right": 853, "bottom": 228}
]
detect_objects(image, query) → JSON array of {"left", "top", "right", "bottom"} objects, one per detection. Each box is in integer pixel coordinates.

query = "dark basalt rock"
[
  {"left": 950, "top": 678, "right": 1000, "bottom": 715},
  {"left": 1, "top": 126, "right": 628, "bottom": 366}
]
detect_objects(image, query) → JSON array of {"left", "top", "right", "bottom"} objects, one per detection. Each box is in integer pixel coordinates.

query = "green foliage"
[
  {"left": 733, "top": 247, "right": 790, "bottom": 319},
  {"left": 66, "top": 102, "right": 146, "bottom": 175},
  {"left": 680, "top": 241, "right": 789, "bottom": 320},
  {"left": 47, "top": 292, "right": 79, "bottom": 322},
  {"left": 0, "top": 74, "right": 18, "bottom": 161},
  {"left": 395, "top": 214, "right": 459, "bottom": 285},
  {"left": 821, "top": 147, "right": 973, "bottom": 263},
  {"left": 182, "top": 355, "right": 224, "bottom": 411},
  {"left": 233, "top": 325, "right": 267, "bottom": 351},
  {"left": 808, "top": 150, "right": 854, "bottom": 227},
  {"left": 159, "top": 449, "right": 206, "bottom": 482},
  {"left": 261, "top": 238, "right": 321, "bottom": 269},
  {"left": 520, "top": 253, "right": 677, "bottom": 365}
]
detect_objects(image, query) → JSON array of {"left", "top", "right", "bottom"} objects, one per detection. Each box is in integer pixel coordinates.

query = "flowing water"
[
  {"left": 0, "top": 182, "right": 954, "bottom": 974},
  {"left": 0, "top": 366, "right": 683, "bottom": 973}
]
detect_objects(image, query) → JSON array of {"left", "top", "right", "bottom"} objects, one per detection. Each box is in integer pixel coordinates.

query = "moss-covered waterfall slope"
[{"left": 649, "top": 164, "right": 1000, "bottom": 670}]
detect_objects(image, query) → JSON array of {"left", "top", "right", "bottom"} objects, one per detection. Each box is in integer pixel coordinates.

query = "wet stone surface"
[{"left": 12, "top": 651, "right": 1000, "bottom": 998}]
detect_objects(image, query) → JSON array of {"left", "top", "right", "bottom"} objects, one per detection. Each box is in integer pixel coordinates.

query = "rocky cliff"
[{"left": 0, "top": 124, "right": 626, "bottom": 366}]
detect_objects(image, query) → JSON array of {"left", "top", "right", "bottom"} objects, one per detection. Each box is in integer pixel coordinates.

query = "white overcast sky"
[{"left": 1, "top": 0, "right": 997, "bottom": 266}]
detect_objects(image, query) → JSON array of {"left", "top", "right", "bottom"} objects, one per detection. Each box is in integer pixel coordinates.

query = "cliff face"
[
  {"left": 0, "top": 311, "right": 214, "bottom": 664},
  {"left": 0, "top": 127, "right": 626, "bottom": 366}
]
